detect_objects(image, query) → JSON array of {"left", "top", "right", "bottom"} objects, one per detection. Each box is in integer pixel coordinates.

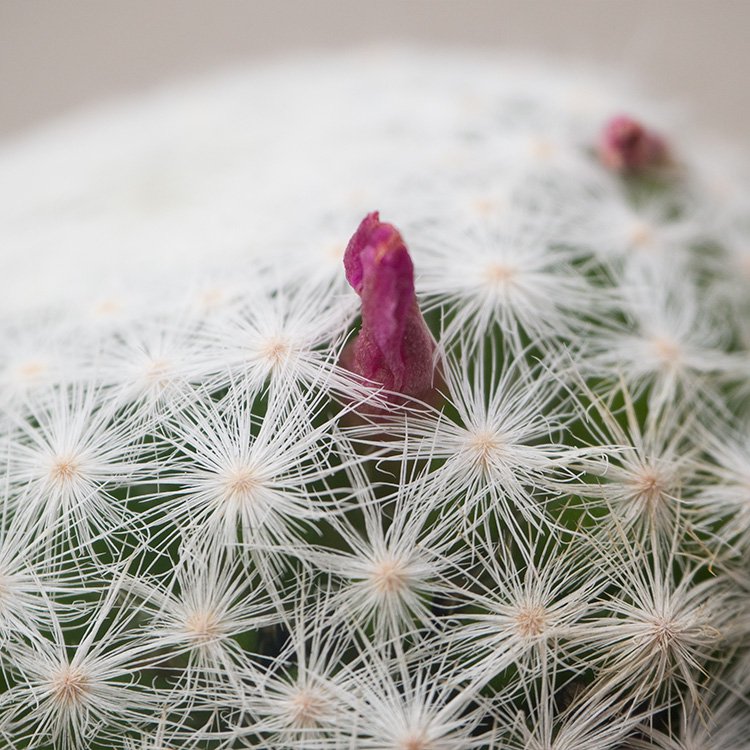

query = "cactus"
[{"left": 1, "top": 50, "right": 749, "bottom": 749}]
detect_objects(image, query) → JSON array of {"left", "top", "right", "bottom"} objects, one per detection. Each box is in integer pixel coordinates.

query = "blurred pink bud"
[
  {"left": 342, "top": 212, "right": 439, "bottom": 404},
  {"left": 599, "top": 115, "right": 668, "bottom": 172}
]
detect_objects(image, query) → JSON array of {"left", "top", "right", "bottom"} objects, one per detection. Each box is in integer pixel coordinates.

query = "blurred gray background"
[{"left": 0, "top": 0, "right": 748, "bottom": 143}]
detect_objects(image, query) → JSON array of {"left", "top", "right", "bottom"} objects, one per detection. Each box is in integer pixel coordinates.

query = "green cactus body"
[{"left": 0, "top": 50, "right": 749, "bottom": 750}]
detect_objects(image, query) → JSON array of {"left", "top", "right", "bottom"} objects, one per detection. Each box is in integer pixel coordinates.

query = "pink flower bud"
[
  {"left": 598, "top": 115, "right": 668, "bottom": 172},
  {"left": 341, "top": 212, "right": 439, "bottom": 404}
]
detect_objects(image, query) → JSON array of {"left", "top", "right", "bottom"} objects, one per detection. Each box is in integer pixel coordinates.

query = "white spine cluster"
[{"left": 0, "top": 50, "right": 749, "bottom": 749}]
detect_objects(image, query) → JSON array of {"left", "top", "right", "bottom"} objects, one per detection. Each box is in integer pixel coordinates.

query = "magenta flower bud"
[
  {"left": 598, "top": 114, "right": 669, "bottom": 172},
  {"left": 342, "top": 212, "right": 439, "bottom": 404}
]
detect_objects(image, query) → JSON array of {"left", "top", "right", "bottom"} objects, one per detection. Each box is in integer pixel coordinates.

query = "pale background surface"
[{"left": 0, "top": 0, "right": 748, "bottom": 143}]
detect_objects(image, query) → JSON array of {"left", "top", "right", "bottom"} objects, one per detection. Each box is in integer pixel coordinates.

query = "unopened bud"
[
  {"left": 599, "top": 114, "right": 668, "bottom": 172},
  {"left": 341, "top": 212, "right": 440, "bottom": 406}
]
